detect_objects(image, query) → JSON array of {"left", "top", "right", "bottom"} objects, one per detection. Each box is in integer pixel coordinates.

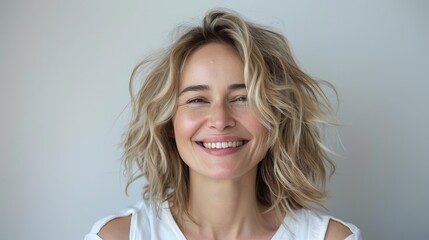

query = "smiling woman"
[
  {"left": 85, "top": 8, "right": 361, "bottom": 240},
  {"left": 173, "top": 43, "right": 269, "bottom": 181}
]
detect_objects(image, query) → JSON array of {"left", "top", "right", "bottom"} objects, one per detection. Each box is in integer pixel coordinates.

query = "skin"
[
  {"left": 172, "top": 42, "right": 276, "bottom": 239},
  {"left": 97, "top": 42, "right": 353, "bottom": 240}
]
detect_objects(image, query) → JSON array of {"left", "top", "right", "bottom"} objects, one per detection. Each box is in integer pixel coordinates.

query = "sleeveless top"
[{"left": 85, "top": 199, "right": 361, "bottom": 240}]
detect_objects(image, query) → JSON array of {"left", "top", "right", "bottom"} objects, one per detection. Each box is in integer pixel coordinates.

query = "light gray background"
[{"left": 1, "top": 0, "right": 428, "bottom": 239}]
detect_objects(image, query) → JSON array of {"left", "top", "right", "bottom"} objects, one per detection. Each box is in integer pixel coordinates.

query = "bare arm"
[
  {"left": 325, "top": 219, "right": 353, "bottom": 240},
  {"left": 97, "top": 215, "right": 131, "bottom": 240}
]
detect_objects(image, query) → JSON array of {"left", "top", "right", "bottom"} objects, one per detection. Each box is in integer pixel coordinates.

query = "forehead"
[{"left": 180, "top": 42, "right": 244, "bottom": 89}]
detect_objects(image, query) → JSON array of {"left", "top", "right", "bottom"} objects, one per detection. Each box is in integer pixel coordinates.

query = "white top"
[{"left": 85, "top": 199, "right": 361, "bottom": 240}]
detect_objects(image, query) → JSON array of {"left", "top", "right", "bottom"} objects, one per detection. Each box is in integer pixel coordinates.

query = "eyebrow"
[{"left": 179, "top": 83, "right": 246, "bottom": 96}]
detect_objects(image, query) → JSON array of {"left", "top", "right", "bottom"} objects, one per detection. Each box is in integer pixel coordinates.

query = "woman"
[{"left": 85, "top": 9, "right": 361, "bottom": 240}]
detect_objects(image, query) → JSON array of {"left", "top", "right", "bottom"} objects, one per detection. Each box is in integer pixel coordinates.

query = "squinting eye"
[
  {"left": 235, "top": 96, "right": 247, "bottom": 102},
  {"left": 187, "top": 98, "right": 205, "bottom": 104}
]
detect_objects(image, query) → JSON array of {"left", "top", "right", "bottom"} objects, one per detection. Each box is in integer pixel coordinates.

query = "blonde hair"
[{"left": 124, "top": 8, "right": 336, "bottom": 221}]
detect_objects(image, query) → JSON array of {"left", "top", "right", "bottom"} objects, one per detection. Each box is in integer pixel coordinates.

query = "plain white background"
[{"left": 1, "top": 0, "right": 428, "bottom": 239}]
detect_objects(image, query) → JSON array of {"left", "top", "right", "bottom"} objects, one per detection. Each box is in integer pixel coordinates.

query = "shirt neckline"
[{"left": 161, "top": 200, "right": 292, "bottom": 240}]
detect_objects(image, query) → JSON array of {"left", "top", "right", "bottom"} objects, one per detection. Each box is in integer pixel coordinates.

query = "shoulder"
[
  {"left": 289, "top": 209, "right": 361, "bottom": 240},
  {"left": 97, "top": 216, "right": 131, "bottom": 240},
  {"left": 324, "top": 219, "right": 353, "bottom": 240},
  {"left": 86, "top": 200, "right": 153, "bottom": 240}
]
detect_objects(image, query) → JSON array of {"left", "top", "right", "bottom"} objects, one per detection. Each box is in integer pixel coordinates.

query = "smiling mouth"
[{"left": 198, "top": 141, "right": 247, "bottom": 149}]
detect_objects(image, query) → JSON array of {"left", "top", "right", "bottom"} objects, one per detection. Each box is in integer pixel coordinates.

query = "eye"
[
  {"left": 186, "top": 98, "right": 206, "bottom": 104},
  {"left": 232, "top": 96, "right": 247, "bottom": 102}
]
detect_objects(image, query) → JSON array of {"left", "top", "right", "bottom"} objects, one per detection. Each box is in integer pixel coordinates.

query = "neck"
[{"left": 178, "top": 167, "right": 279, "bottom": 239}]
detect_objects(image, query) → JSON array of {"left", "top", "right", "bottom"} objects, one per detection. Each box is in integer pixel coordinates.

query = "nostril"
[{"left": 207, "top": 107, "right": 236, "bottom": 130}]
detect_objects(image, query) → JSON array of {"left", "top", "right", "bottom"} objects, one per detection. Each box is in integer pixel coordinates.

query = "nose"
[{"left": 208, "top": 102, "right": 235, "bottom": 130}]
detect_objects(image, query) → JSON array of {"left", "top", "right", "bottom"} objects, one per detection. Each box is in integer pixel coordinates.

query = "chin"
[{"left": 190, "top": 165, "right": 257, "bottom": 181}]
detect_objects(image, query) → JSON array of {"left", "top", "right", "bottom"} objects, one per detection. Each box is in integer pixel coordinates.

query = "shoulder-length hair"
[{"left": 124, "top": 8, "right": 336, "bottom": 221}]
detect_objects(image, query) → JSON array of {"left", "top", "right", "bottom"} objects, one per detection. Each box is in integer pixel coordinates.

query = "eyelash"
[
  {"left": 233, "top": 96, "right": 247, "bottom": 102},
  {"left": 186, "top": 96, "right": 247, "bottom": 104},
  {"left": 186, "top": 98, "right": 206, "bottom": 104}
]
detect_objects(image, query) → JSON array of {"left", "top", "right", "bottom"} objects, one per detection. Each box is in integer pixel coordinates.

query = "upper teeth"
[{"left": 203, "top": 141, "right": 244, "bottom": 149}]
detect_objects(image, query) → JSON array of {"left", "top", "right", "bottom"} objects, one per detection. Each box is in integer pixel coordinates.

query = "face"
[{"left": 172, "top": 42, "right": 269, "bottom": 180}]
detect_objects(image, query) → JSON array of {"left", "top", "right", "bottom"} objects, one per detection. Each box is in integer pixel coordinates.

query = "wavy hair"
[{"left": 124, "top": 8, "right": 336, "bottom": 221}]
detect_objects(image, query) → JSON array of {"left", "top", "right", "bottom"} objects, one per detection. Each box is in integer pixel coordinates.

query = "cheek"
[
  {"left": 173, "top": 110, "right": 202, "bottom": 141},
  {"left": 243, "top": 115, "right": 270, "bottom": 150},
  {"left": 243, "top": 114, "right": 268, "bottom": 136},
  {"left": 172, "top": 111, "right": 203, "bottom": 165}
]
